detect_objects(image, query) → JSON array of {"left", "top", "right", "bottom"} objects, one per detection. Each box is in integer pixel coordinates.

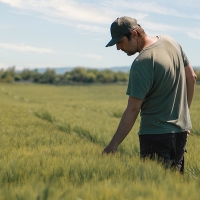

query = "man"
[{"left": 103, "top": 16, "right": 197, "bottom": 173}]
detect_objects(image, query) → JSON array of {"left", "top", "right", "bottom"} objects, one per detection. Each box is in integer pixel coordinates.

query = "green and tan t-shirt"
[{"left": 126, "top": 35, "right": 192, "bottom": 135}]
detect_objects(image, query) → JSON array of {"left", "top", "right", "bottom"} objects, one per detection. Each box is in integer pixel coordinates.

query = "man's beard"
[{"left": 127, "top": 51, "right": 135, "bottom": 56}]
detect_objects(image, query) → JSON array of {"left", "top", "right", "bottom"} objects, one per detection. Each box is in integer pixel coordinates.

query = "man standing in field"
[{"left": 103, "top": 16, "right": 197, "bottom": 173}]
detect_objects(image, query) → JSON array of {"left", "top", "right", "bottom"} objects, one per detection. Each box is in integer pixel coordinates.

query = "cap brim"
[{"left": 105, "top": 36, "right": 123, "bottom": 47}]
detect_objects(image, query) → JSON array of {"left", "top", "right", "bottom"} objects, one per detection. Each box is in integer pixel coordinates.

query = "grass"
[{"left": 0, "top": 83, "right": 200, "bottom": 200}]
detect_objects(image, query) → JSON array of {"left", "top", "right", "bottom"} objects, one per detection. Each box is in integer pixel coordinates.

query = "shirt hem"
[{"left": 138, "top": 127, "right": 192, "bottom": 135}]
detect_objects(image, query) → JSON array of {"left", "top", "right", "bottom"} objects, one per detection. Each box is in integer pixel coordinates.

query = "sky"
[{"left": 0, "top": 0, "right": 200, "bottom": 70}]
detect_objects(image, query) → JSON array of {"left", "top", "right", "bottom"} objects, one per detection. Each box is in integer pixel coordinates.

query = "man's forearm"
[
  {"left": 186, "top": 78, "right": 196, "bottom": 108},
  {"left": 102, "top": 96, "right": 142, "bottom": 154},
  {"left": 185, "top": 64, "right": 197, "bottom": 108},
  {"left": 107, "top": 107, "right": 139, "bottom": 150}
]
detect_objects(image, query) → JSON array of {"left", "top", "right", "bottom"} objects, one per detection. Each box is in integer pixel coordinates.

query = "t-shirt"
[{"left": 126, "top": 35, "right": 192, "bottom": 135}]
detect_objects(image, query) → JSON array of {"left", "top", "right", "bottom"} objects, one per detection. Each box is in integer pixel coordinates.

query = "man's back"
[{"left": 126, "top": 35, "right": 192, "bottom": 134}]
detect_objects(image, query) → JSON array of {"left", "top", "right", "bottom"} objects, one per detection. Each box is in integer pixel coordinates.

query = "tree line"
[
  {"left": 0, "top": 66, "right": 129, "bottom": 84},
  {"left": 1, "top": 66, "right": 200, "bottom": 85}
]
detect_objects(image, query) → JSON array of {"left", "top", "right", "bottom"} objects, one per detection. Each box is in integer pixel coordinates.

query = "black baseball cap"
[{"left": 106, "top": 16, "right": 139, "bottom": 47}]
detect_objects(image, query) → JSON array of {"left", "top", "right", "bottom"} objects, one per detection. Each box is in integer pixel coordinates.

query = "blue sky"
[{"left": 0, "top": 0, "right": 200, "bottom": 70}]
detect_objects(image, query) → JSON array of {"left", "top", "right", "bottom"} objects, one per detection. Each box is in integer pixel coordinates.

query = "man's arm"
[
  {"left": 185, "top": 64, "right": 197, "bottom": 108},
  {"left": 102, "top": 96, "right": 142, "bottom": 154}
]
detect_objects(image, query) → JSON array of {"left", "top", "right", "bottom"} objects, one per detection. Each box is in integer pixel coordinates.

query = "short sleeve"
[
  {"left": 180, "top": 47, "right": 189, "bottom": 67},
  {"left": 126, "top": 60, "right": 154, "bottom": 100}
]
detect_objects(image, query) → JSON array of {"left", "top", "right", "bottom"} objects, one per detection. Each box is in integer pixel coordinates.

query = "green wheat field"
[{"left": 0, "top": 83, "right": 200, "bottom": 200}]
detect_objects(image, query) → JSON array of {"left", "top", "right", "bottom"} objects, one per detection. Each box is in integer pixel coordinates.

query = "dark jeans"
[{"left": 139, "top": 132, "right": 187, "bottom": 173}]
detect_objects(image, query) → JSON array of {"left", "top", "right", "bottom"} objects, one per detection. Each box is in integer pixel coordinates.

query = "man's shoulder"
[{"left": 159, "top": 35, "right": 178, "bottom": 45}]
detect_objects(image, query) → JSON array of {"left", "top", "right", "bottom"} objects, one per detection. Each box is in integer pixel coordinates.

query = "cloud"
[
  {"left": 141, "top": 21, "right": 176, "bottom": 32},
  {"left": 187, "top": 28, "right": 200, "bottom": 40},
  {"left": 0, "top": 43, "right": 55, "bottom": 53},
  {"left": 104, "top": 0, "right": 200, "bottom": 20},
  {"left": 0, "top": 0, "right": 116, "bottom": 35},
  {"left": 1, "top": 0, "right": 200, "bottom": 22},
  {"left": 0, "top": 0, "right": 114, "bottom": 24},
  {"left": 116, "top": 1, "right": 182, "bottom": 16},
  {"left": 172, "top": 0, "right": 200, "bottom": 9},
  {"left": 1, "top": 0, "right": 200, "bottom": 35}
]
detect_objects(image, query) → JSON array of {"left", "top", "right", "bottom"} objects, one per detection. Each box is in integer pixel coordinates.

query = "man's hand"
[
  {"left": 102, "top": 144, "right": 117, "bottom": 154},
  {"left": 187, "top": 130, "right": 190, "bottom": 136}
]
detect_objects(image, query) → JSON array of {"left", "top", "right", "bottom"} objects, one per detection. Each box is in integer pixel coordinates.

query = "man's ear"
[{"left": 131, "top": 30, "right": 138, "bottom": 39}]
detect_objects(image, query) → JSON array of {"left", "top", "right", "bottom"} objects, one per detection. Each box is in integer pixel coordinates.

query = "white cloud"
[
  {"left": 142, "top": 21, "right": 176, "bottom": 32},
  {"left": 120, "top": 1, "right": 183, "bottom": 17},
  {"left": 172, "top": 0, "right": 200, "bottom": 9},
  {"left": 0, "top": 0, "right": 21, "bottom": 7},
  {"left": 1, "top": 0, "right": 200, "bottom": 35},
  {"left": 0, "top": 0, "right": 114, "bottom": 24},
  {"left": 104, "top": 0, "right": 200, "bottom": 20},
  {"left": 187, "top": 28, "right": 200, "bottom": 40},
  {"left": 0, "top": 43, "right": 55, "bottom": 53},
  {"left": 0, "top": 0, "right": 116, "bottom": 35},
  {"left": 1, "top": 0, "right": 200, "bottom": 23}
]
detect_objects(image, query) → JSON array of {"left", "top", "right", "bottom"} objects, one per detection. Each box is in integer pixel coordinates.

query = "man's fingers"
[{"left": 102, "top": 147, "right": 116, "bottom": 154}]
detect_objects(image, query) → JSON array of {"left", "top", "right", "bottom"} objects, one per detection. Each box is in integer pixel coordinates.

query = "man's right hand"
[{"left": 102, "top": 144, "right": 117, "bottom": 154}]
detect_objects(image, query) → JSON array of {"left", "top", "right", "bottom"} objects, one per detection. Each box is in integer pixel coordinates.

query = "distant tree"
[
  {"left": 84, "top": 72, "right": 97, "bottom": 83},
  {"left": 2, "top": 74, "right": 14, "bottom": 83},
  {"left": 32, "top": 69, "right": 42, "bottom": 83},
  {"left": 114, "top": 71, "right": 129, "bottom": 82},
  {"left": 38, "top": 68, "right": 56, "bottom": 84},
  {"left": 0, "top": 66, "right": 129, "bottom": 85},
  {"left": 87, "top": 68, "right": 99, "bottom": 75},
  {"left": 60, "top": 72, "right": 72, "bottom": 84},
  {"left": 53, "top": 74, "right": 62, "bottom": 85},
  {"left": 97, "top": 69, "right": 115, "bottom": 83},
  {"left": 20, "top": 68, "right": 34, "bottom": 80},
  {"left": 0, "top": 69, "right": 4, "bottom": 81},
  {"left": 14, "top": 74, "right": 22, "bottom": 81},
  {"left": 70, "top": 67, "right": 87, "bottom": 82},
  {"left": 1, "top": 66, "right": 15, "bottom": 83}
]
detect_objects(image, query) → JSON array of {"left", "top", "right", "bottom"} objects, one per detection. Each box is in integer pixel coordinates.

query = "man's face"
[{"left": 116, "top": 35, "right": 138, "bottom": 56}]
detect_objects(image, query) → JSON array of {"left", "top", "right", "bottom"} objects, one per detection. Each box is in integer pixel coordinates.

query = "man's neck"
[{"left": 138, "top": 35, "right": 158, "bottom": 52}]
